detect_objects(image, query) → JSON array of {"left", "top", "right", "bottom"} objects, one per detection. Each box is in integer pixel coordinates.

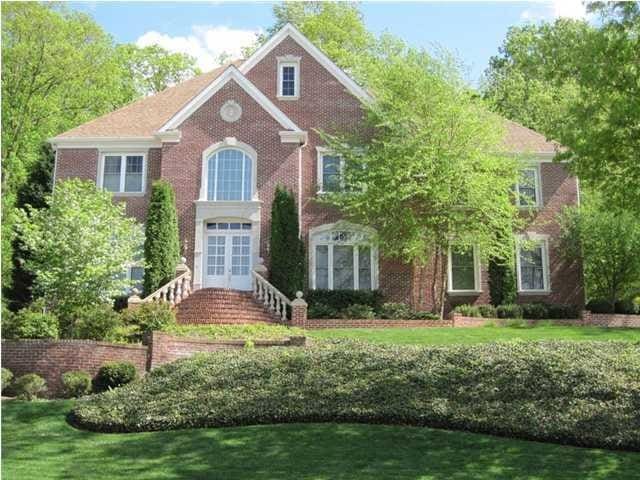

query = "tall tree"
[
  {"left": 117, "top": 44, "right": 201, "bottom": 96},
  {"left": 321, "top": 38, "right": 521, "bottom": 316},
  {"left": 269, "top": 186, "right": 305, "bottom": 299},
  {"left": 483, "top": 2, "right": 640, "bottom": 211},
  {"left": 143, "top": 181, "right": 180, "bottom": 296}
]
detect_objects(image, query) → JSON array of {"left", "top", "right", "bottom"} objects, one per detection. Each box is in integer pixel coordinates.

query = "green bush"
[
  {"left": 488, "top": 256, "right": 517, "bottom": 306},
  {"left": 12, "top": 373, "right": 47, "bottom": 400},
  {"left": 504, "top": 318, "right": 528, "bottom": 328},
  {"left": 64, "top": 304, "right": 122, "bottom": 341},
  {"left": 92, "top": 362, "right": 137, "bottom": 393},
  {"left": 122, "top": 302, "right": 176, "bottom": 341},
  {"left": 162, "top": 323, "right": 304, "bottom": 340},
  {"left": 3, "top": 301, "right": 59, "bottom": 339},
  {"left": 144, "top": 180, "right": 180, "bottom": 296},
  {"left": 61, "top": 371, "right": 92, "bottom": 398},
  {"left": 306, "top": 290, "right": 384, "bottom": 314},
  {"left": 1, "top": 367, "right": 14, "bottom": 393},
  {"left": 547, "top": 304, "right": 580, "bottom": 319},
  {"left": 307, "top": 302, "right": 339, "bottom": 319},
  {"left": 453, "top": 304, "right": 481, "bottom": 317},
  {"left": 477, "top": 304, "right": 497, "bottom": 318},
  {"left": 496, "top": 304, "right": 523, "bottom": 319},
  {"left": 410, "top": 311, "right": 440, "bottom": 320},
  {"left": 71, "top": 341, "right": 640, "bottom": 450},
  {"left": 341, "top": 304, "right": 375, "bottom": 319},
  {"left": 379, "top": 302, "right": 412, "bottom": 319},
  {"left": 615, "top": 299, "right": 639, "bottom": 315},
  {"left": 521, "top": 303, "right": 549, "bottom": 320}
]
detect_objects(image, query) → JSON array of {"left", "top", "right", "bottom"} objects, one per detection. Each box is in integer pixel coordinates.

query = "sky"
[{"left": 68, "top": 1, "right": 590, "bottom": 86}]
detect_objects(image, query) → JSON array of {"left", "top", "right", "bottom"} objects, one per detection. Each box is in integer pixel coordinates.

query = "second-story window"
[
  {"left": 101, "top": 154, "right": 145, "bottom": 194},
  {"left": 207, "top": 148, "right": 253, "bottom": 201},
  {"left": 516, "top": 166, "right": 541, "bottom": 207},
  {"left": 317, "top": 148, "right": 343, "bottom": 193},
  {"left": 277, "top": 56, "right": 300, "bottom": 99}
]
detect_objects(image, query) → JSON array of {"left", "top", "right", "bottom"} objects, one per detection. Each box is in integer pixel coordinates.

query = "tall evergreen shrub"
[
  {"left": 269, "top": 186, "right": 305, "bottom": 299},
  {"left": 143, "top": 180, "right": 180, "bottom": 295},
  {"left": 488, "top": 258, "right": 517, "bottom": 307}
]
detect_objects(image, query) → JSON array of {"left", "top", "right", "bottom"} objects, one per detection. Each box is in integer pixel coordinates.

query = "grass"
[
  {"left": 162, "top": 322, "right": 304, "bottom": 340},
  {"left": 3, "top": 400, "right": 640, "bottom": 480},
  {"left": 308, "top": 324, "right": 640, "bottom": 345}
]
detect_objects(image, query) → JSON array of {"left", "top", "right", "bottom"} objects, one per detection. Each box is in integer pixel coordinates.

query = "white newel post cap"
[{"left": 292, "top": 291, "right": 307, "bottom": 306}]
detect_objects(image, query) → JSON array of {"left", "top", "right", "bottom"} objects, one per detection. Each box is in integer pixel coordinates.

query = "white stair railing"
[
  {"left": 251, "top": 270, "right": 291, "bottom": 323},
  {"left": 128, "top": 263, "right": 192, "bottom": 308}
]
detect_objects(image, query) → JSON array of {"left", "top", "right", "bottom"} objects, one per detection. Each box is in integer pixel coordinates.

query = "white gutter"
[{"left": 297, "top": 137, "right": 308, "bottom": 238}]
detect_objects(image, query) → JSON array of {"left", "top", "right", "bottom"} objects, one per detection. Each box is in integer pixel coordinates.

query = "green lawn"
[
  {"left": 308, "top": 324, "right": 640, "bottom": 345},
  {"left": 3, "top": 400, "right": 640, "bottom": 480}
]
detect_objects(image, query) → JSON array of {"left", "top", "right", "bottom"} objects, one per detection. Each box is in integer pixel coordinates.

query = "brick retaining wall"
[
  {"left": 582, "top": 311, "right": 640, "bottom": 328},
  {"left": 305, "top": 319, "right": 452, "bottom": 329},
  {"left": 1, "top": 339, "right": 148, "bottom": 397},
  {"left": 450, "top": 312, "right": 640, "bottom": 328}
]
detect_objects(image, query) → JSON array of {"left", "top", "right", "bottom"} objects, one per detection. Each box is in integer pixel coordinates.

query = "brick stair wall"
[{"left": 176, "top": 288, "right": 280, "bottom": 324}]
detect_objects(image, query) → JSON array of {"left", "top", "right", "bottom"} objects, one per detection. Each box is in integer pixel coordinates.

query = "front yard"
[
  {"left": 308, "top": 324, "right": 640, "bottom": 345},
  {"left": 3, "top": 400, "right": 640, "bottom": 480}
]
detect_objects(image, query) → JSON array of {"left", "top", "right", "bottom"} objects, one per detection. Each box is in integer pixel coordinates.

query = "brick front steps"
[{"left": 176, "top": 288, "right": 279, "bottom": 324}]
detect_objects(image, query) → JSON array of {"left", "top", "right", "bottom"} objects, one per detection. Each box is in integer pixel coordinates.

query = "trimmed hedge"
[
  {"left": 306, "top": 289, "right": 384, "bottom": 315},
  {"left": 455, "top": 303, "right": 580, "bottom": 320},
  {"left": 162, "top": 323, "right": 304, "bottom": 340},
  {"left": 61, "top": 371, "right": 92, "bottom": 398},
  {"left": 71, "top": 341, "right": 640, "bottom": 450},
  {"left": 92, "top": 362, "right": 137, "bottom": 393}
]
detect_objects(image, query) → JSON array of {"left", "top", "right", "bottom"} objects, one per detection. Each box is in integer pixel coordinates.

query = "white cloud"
[
  {"left": 136, "top": 25, "right": 261, "bottom": 71},
  {"left": 520, "top": 1, "right": 588, "bottom": 22}
]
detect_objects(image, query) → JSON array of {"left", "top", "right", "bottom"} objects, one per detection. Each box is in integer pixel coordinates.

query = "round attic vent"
[{"left": 220, "top": 100, "right": 242, "bottom": 123}]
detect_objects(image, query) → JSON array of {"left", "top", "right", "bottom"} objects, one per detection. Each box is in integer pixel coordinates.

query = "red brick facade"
[{"left": 52, "top": 27, "right": 583, "bottom": 311}]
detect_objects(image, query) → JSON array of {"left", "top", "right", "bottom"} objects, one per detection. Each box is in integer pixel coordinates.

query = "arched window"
[{"left": 207, "top": 148, "right": 252, "bottom": 201}]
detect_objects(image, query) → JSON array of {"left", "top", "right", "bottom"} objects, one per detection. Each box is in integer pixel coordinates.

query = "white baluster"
[{"left": 175, "top": 281, "right": 182, "bottom": 304}]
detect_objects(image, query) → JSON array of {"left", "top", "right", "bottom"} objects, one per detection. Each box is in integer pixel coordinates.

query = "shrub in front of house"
[
  {"left": 61, "top": 371, "right": 92, "bottom": 398},
  {"left": 306, "top": 289, "right": 384, "bottom": 315},
  {"left": 307, "top": 302, "right": 339, "bottom": 319},
  {"left": 64, "top": 304, "right": 122, "bottom": 341},
  {"left": 162, "top": 323, "right": 304, "bottom": 341},
  {"left": 585, "top": 298, "right": 639, "bottom": 315},
  {"left": 1, "top": 368, "right": 14, "bottom": 393},
  {"left": 341, "top": 304, "right": 375, "bottom": 319},
  {"left": 122, "top": 302, "right": 176, "bottom": 341},
  {"left": 71, "top": 341, "right": 640, "bottom": 450},
  {"left": 410, "top": 311, "right": 440, "bottom": 320},
  {"left": 2, "top": 301, "right": 59, "bottom": 339},
  {"left": 379, "top": 302, "right": 412, "bottom": 319},
  {"left": 547, "top": 304, "right": 580, "bottom": 319},
  {"left": 521, "top": 302, "right": 549, "bottom": 320},
  {"left": 12, "top": 373, "right": 47, "bottom": 400},
  {"left": 496, "top": 304, "right": 523, "bottom": 319},
  {"left": 92, "top": 362, "right": 137, "bottom": 393},
  {"left": 452, "top": 304, "right": 482, "bottom": 317},
  {"left": 477, "top": 304, "right": 497, "bottom": 318}
]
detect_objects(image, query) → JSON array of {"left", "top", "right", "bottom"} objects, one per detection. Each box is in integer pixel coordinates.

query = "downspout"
[
  {"left": 51, "top": 147, "right": 59, "bottom": 193},
  {"left": 297, "top": 137, "right": 307, "bottom": 238}
]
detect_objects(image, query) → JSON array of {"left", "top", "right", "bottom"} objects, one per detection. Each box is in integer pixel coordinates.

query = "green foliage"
[
  {"left": 453, "top": 304, "right": 482, "bottom": 317},
  {"left": 144, "top": 180, "right": 180, "bottom": 296},
  {"left": 341, "top": 304, "right": 375, "bottom": 319},
  {"left": 560, "top": 196, "right": 640, "bottom": 308},
  {"left": 306, "top": 289, "right": 384, "bottom": 313},
  {"left": 123, "top": 302, "right": 176, "bottom": 342},
  {"left": 547, "top": 304, "right": 580, "bottom": 319},
  {"left": 496, "top": 304, "right": 523, "bottom": 319},
  {"left": 1, "top": 368, "right": 14, "bottom": 393},
  {"left": 488, "top": 257, "right": 517, "bottom": 306},
  {"left": 63, "top": 304, "right": 122, "bottom": 341},
  {"left": 15, "top": 179, "right": 144, "bottom": 312},
  {"left": 477, "top": 304, "right": 498, "bottom": 318},
  {"left": 587, "top": 299, "right": 639, "bottom": 315},
  {"left": 12, "top": 373, "right": 47, "bottom": 400},
  {"left": 71, "top": 341, "right": 640, "bottom": 450},
  {"left": 521, "top": 303, "right": 549, "bottom": 320},
  {"left": 162, "top": 323, "right": 304, "bottom": 341},
  {"left": 410, "top": 311, "right": 440, "bottom": 321},
  {"left": 93, "top": 362, "right": 137, "bottom": 393},
  {"left": 307, "top": 302, "right": 339, "bottom": 319},
  {"left": 61, "top": 371, "right": 92, "bottom": 399},
  {"left": 3, "top": 301, "right": 59, "bottom": 339},
  {"left": 379, "top": 302, "right": 412, "bottom": 319},
  {"left": 269, "top": 186, "right": 305, "bottom": 299}
]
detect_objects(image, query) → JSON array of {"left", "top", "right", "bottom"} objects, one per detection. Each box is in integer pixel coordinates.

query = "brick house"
[{"left": 50, "top": 24, "right": 583, "bottom": 315}]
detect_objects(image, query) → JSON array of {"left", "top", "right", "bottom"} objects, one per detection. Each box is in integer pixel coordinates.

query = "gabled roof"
[
  {"left": 503, "top": 119, "right": 561, "bottom": 155},
  {"left": 239, "top": 23, "right": 373, "bottom": 103}
]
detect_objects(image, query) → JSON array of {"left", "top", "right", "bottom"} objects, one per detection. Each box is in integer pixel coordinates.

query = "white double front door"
[{"left": 205, "top": 227, "right": 252, "bottom": 290}]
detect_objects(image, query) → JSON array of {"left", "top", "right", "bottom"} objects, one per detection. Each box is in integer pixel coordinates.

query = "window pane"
[
  {"left": 358, "top": 246, "right": 371, "bottom": 290},
  {"left": 315, "top": 245, "right": 329, "bottom": 289},
  {"left": 451, "top": 247, "right": 475, "bottom": 291},
  {"left": 207, "top": 157, "right": 216, "bottom": 200},
  {"left": 333, "top": 245, "right": 354, "bottom": 289},
  {"left": 215, "top": 149, "right": 245, "bottom": 201},
  {"left": 322, "top": 155, "right": 341, "bottom": 192},
  {"left": 518, "top": 169, "right": 538, "bottom": 206},
  {"left": 243, "top": 155, "right": 252, "bottom": 200},
  {"left": 520, "top": 245, "right": 544, "bottom": 290},
  {"left": 124, "top": 156, "right": 143, "bottom": 192},
  {"left": 282, "top": 66, "right": 295, "bottom": 96},
  {"left": 207, "top": 236, "right": 225, "bottom": 276},
  {"left": 103, "top": 156, "right": 121, "bottom": 192}
]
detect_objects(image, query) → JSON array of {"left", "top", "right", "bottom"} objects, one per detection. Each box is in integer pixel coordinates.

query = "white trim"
[
  {"left": 447, "top": 244, "right": 482, "bottom": 295},
  {"left": 49, "top": 137, "right": 162, "bottom": 150},
  {"left": 316, "top": 146, "right": 344, "bottom": 193},
  {"left": 239, "top": 23, "right": 373, "bottom": 104},
  {"left": 160, "top": 65, "right": 301, "bottom": 133},
  {"left": 279, "top": 130, "right": 308, "bottom": 144},
  {"left": 98, "top": 152, "right": 147, "bottom": 196},
  {"left": 52, "top": 148, "right": 59, "bottom": 191},
  {"left": 516, "top": 164, "right": 543, "bottom": 209},
  {"left": 308, "top": 222, "right": 379, "bottom": 290},
  {"left": 199, "top": 138, "right": 258, "bottom": 202},
  {"left": 277, "top": 55, "right": 300, "bottom": 100},
  {"left": 515, "top": 233, "right": 551, "bottom": 294}
]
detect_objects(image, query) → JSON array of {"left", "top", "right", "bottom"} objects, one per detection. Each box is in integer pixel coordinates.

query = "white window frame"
[
  {"left": 516, "top": 165, "right": 542, "bottom": 209},
  {"left": 98, "top": 152, "right": 147, "bottom": 196},
  {"left": 316, "top": 147, "right": 345, "bottom": 194},
  {"left": 277, "top": 56, "right": 300, "bottom": 100},
  {"left": 516, "top": 233, "right": 551, "bottom": 294},
  {"left": 447, "top": 244, "right": 482, "bottom": 295},
  {"left": 309, "top": 223, "right": 379, "bottom": 290}
]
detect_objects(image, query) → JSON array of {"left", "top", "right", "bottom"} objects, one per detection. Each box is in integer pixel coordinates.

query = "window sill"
[
  {"left": 447, "top": 290, "right": 482, "bottom": 296},
  {"left": 517, "top": 205, "right": 542, "bottom": 211},
  {"left": 518, "top": 290, "right": 551, "bottom": 295},
  {"left": 112, "top": 191, "right": 146, "bottom": 197},
  {"left": 277, "top": 95, "right": 299, "bottom": 101}
]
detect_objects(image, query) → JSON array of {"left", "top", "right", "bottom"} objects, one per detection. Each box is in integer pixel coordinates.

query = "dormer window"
[{"left": 277, "top": 56, "right": 300, "bottom": 99}]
